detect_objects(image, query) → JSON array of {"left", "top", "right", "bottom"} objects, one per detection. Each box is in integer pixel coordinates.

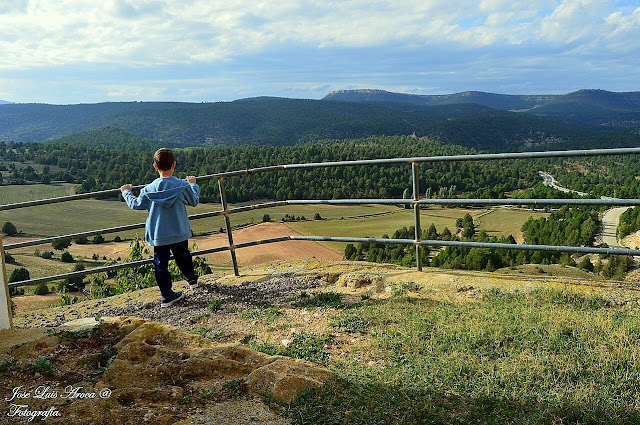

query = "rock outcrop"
[
  {"left": 100, "top": 317, "right": 334, "bottom": 403},
  {"left": 1, "top": 316, "right": 334, "bottom": 424}
]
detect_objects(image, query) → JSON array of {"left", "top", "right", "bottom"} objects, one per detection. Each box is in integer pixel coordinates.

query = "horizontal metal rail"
[
  {"left": 9, "top": 234, "right": 640, "bottom": 288},
  {"left": 5, "top": 146, "right": 640, "bottom": 292},
  {"left": 290, "top": 236, "right": 640, "bottom": 255},
  {"left": 4, "top": 201, "right": 288, "bottom": 250},
  {"left": 3, "top": 146, "right": 640, "bottom": 212},
  {"left": 8, "top": 236, "right": 290, "bottom": 287},
  {"left": 287, "top": 198, "right": 640, "bottom": 207},
  {"left": 7, "top": 197, "right": 639, "bottom": 251}
]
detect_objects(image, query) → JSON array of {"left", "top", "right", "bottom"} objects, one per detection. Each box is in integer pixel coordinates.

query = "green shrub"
[
  {"left": 2, "top": 221, "right": 17, "bottom": 236},
  {"left": 9, "top": 267, "right": 29, "bottom": 283},
  {"left": 296, "top": 291, "right": 347, "bottom": 308},
  {"left": 208, "top": 297, "right": 223, "bottom": 311},
  {"left": 88, "top": 273, "right": 114, "bottom": 299},
  {"left": 60, "top": 252, "right": 74, "bottom": 263},
  {"left": 34, "top": 282, "right": 51, "bottom": 295},
  {"left": 28, "top": 357, "right": 55, "bottom": 377},
  {"left": 249, "top": 333, "right": 333, "bottom": 364},
  {"left": 58, "top": 292, "right": 79, "bottom": 306},
  {"left": 9, "top": 287, "right": 25, "bottom": 296},
  {"left": 40, "top": 251, "right": 54, "bottom": 259}
]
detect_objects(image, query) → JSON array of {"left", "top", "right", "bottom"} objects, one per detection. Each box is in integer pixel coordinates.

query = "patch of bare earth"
[{"left": 6, "top": 222, "right": 342, "bottom": 264}]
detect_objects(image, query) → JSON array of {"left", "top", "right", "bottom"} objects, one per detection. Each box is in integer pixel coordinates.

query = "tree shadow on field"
[{"left": 287, "top": 378, "right": 640, "bottom": 425}]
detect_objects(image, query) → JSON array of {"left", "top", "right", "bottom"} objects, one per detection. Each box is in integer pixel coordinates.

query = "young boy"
[{"left": 120, "top": 148, "right": 200, "bottom": 307}]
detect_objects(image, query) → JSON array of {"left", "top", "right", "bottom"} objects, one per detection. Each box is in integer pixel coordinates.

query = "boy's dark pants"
[{"left": 153, "top": 240, "right": 198, "bottom": 299}]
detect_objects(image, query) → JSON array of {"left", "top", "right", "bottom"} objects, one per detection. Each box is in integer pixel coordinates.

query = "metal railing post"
[
  {"left": 0, "top": 235, "right": 13, "bottom": 329},
  {"left": 412, "top": 162, "right": 423, "bottom": 271},
  {"left": 218, "top": 178, "right": 240, "bottom": 276}
]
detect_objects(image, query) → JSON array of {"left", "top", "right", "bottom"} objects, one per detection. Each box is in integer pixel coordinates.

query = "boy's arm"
[
  {"left": 120, "top": 184, "right": 150, "bottom": 210},
  {"left": 184, "top": 176, "right": 199, "bottom": 207}
]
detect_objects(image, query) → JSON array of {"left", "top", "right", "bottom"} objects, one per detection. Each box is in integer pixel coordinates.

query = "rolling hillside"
[
  {"left": 324, "top": 89, "right": 558, "bottom": 110},
  {"left": 0, "top": 98, "right": 440, "bottom": 145},
  {"left": 1, "top": 90, "right": 640, "bottom": 151}
]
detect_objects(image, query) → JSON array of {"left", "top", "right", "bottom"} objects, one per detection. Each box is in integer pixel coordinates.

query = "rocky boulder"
[{"left": 100, "top": 317, "right": 335, "bottom": 403}]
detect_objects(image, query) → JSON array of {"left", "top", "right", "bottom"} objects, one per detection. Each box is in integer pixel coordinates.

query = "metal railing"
[{"left": 4, "top": 146, "right": 640, "bottom": 289}]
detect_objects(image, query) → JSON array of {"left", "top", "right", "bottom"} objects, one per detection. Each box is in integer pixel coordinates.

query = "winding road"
[
  {"left": 601, "top": 207, "right": 631, "bottom": 248},
  {"left": 539, "top": 171, "right": 630, "bottom": 248}
]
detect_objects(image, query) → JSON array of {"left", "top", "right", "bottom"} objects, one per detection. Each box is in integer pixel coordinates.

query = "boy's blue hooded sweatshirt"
[{"left": 122, "top": 176, "right": 199, "bottom": 246}]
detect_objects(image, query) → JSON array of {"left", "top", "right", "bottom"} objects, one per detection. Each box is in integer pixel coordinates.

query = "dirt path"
[{"left": 601, "top": 207, "right": 631, "bottom": 248}]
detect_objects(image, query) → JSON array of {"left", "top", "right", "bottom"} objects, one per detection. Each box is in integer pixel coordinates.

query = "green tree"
[
  {"left": 61, "top": 252, "right": 74, "bottom": 262},
  {"left": 461, "top": 214, "right": 475, "bottom": 239},
  {"left": 262, "top": 214, "right": 272, "bottom": 223},
  {"left": 559, "top": 253, "right": 577, "bottom": 267},
  {"left": 344, "top": 243, "right": 357, "bottom": 260},
  {"left": 52, "top": 239, "right": 71, "bottom": 251},
  {"left": 9, "top": 267, "right": 30, "bottom": 283},
  {"left": 577, "top": 256, "right": 594, "bottom": 272},
  {"left": 2, "top": 221, "right": 17, "bottom": 236}
]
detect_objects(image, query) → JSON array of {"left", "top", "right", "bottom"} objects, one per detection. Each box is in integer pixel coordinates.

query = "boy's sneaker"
[
  {"left": 188, "top": 280, "right": 199, "bottom": 290},
  {"left": 161, "top": 291, "right": 184, "bottom": 308}
]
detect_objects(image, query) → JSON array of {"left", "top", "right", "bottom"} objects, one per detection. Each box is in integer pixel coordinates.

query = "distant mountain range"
[
  {"left": 324, "top": 89, "right": 640, "bottom": 123},
  {"left": 1, "top": 89, "right": 639, "bottom": 151},
  {"left": 324, "top": 89, "right": 559, "bottom": 111},
  {"left": 0, "top": 100, "right": 12, "bottom": 105}
]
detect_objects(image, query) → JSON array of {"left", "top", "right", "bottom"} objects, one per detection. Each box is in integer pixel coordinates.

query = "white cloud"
[{"left": 1, "top": 0, "right": 639, "bottom": 103}]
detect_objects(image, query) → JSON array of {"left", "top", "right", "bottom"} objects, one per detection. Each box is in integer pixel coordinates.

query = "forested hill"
[
  {"left": 2, "top": 93, "right": 640, "bottom": 151},
  {"left": 325, "top": 89, "right": 640, "bottom": 128},
  {"left": 324, "top": 89, "right": 559, "bottom": 110},
  {"left": 0, "top": 98, "right": 440, "bottom": 145}
]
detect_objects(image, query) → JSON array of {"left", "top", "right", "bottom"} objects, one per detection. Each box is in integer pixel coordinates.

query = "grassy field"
[
  {"left": 476, "top": 207, "right": 549, "bottom": 243},
  {"left": 288, "top": 207, "right": 479, "bottom": 252},
  {"left": 0, "top": 184, "right": 395, "bottom": 239},
  {"left": 285, "top": 288, "right": 640, "bottom": 424},
  {"left": 0, "top": 184, "right": 548, "bottom": 242},
  {"left": 0, "top": 182, "right": 76, "bottom": 204},
  {"left": 4, "top": 253, "right": 81, "bottom": 294},
  {"left": 288, "top": 206, "right": 549, "bottom": 252}
]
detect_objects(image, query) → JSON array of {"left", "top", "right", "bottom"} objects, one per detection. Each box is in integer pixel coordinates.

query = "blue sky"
[{"left": 0, "top": 0, "right": 639, "bottom": 104}]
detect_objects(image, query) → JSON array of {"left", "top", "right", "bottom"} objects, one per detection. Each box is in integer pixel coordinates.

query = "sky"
[{"left": 0, "top": 0, "right": 639, "bottom": 104}]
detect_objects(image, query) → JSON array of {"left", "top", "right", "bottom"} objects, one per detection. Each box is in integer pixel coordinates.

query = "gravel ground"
[{"left": 64, "top": 274, "right": 325, "bottom": 329}]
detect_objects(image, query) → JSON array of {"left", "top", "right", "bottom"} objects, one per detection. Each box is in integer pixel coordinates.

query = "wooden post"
[{"left": 0, "top": 234, "right": 13, "bottom": 329}]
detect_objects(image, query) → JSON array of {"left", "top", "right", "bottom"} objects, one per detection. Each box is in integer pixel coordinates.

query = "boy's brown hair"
[{"left": 154, "top": 148, "right": 175, "bottom": 171}]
